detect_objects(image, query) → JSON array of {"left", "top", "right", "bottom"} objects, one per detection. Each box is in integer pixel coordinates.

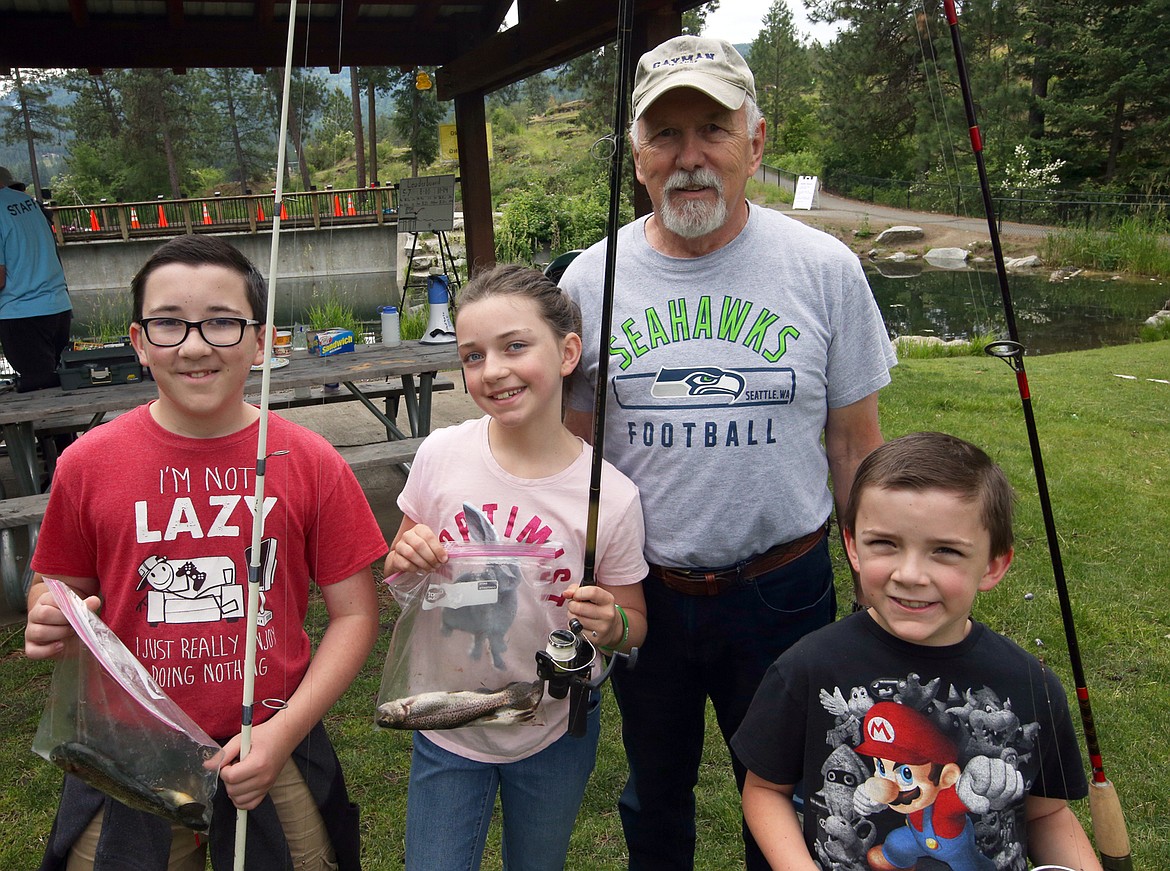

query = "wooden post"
[{"left": 454, "top": 92, "right": 493, "bottom": 274}]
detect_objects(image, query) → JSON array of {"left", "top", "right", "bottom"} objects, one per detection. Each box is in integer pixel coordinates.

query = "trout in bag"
[
  {"left": 49, "top": 741, "right": 211, "bottom": 830},
  {"left": 376, "top": 680, "right": 544, "bottom": 730}
]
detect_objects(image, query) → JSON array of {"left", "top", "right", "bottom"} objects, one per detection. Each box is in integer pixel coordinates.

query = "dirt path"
[{"left": 766, "top": 190, "right": 1051, "bottom": 261}]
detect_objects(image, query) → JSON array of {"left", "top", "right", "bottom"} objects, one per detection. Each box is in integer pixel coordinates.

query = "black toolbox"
[{"left": 58, "top": 345, "right": 144, "bottom": 390}]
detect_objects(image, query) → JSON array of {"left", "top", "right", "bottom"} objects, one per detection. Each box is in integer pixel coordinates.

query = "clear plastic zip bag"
[
  {"left": 376, "top": 540, "right": 564, "bottom": 732},
  {"left": 32, "top": 579, "right": 224, "bottom": 831}
]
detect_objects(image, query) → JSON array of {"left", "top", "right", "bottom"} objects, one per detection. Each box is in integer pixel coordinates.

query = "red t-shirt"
[{"left": 34, "top": 403, "right": 387, "bottom": 740}]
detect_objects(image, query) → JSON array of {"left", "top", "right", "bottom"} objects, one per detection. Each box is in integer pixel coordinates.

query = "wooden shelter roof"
[
  {"left": 0, "top": 0, "right": 703, "bottom": 274},
  {"left": 0, "top": 0, "right": 704, "bottom": 99}
]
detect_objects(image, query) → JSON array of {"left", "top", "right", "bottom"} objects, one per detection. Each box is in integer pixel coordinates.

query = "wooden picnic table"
[{"left": 0, "top": 340, "right": 460, "bottom": 611}]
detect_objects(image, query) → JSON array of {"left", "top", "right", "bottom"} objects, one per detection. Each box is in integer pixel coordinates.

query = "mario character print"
[{"left": 814, "top": 674, "right": 1034, "bottom": 870}]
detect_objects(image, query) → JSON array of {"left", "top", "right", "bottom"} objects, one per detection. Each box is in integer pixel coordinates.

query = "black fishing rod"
[
  {"left": 581, "top": 0, "right": 635, "bottom": 589},
  {"left": 941, "top": 2, "right": 1132, "bottom": 867},
  {"left": 537, "top": 0, "right": 638, "bottom": 738}
]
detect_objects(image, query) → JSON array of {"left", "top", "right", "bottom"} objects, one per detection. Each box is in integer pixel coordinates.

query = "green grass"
[
  {"left": 893, "top": 331, "right": 997, "bottom": 358},
  {"left": 306, "top": 297, "right": 364, "bottom": 338},
  {"left": 75, "top": 295, "right": 132, "bottom": 345},
  {"left": 745, "top": 178, "right": 794, "bottom": 208},
  {"left": 398, "top": 305, "right": 431, "bottom": 342},
  {"left": 3, "top": 341, "right": 1169, "bottom": 868},
  {"left": 1043, "top": 218, "right": 1170, "bottom": 277},
  {"left": 1139, "top": 315, "right": 1170, "bottom": 343}
]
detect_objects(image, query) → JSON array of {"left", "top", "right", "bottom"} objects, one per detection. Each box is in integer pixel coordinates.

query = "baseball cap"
[
  {"left": 632, "top": 36, "right": 756, "bottom": 121},
  {"left": 0, "top": 166, "right": 16, "bottom": 188},
  {"left": 855, "top": 702, "right": 957, "bottom": 766}
]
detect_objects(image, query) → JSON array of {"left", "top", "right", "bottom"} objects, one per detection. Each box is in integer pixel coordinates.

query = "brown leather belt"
[{"left": 648, "top": 522, "right": 830, "bottom": 596}]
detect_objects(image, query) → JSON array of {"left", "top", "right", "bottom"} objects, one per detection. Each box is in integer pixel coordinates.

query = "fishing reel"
[{"left": 535, "top": 618, "right": 637, "bottom": 738}]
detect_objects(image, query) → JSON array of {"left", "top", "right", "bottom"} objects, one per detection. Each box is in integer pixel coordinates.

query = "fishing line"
[
  {"left": 581, "top": 0, "right": 635, "bottom": 589},
  {"left": 915, "top": 0, "right": 962, "bottom": 194},
  {"left": 914, "top": 0, "right": 999, "bottom": 344},
  {"left": 534, "top": 0, "right": 639, "bottom": 740},
  {"left": 234, "top": 0, "right": 298, "bottom": 866},
  {"left": 1019, "top": 587, "right": 1080, "bottom": 856},
  {"left": 941, "top": 2, "right": 1133, "bottom": 867}
]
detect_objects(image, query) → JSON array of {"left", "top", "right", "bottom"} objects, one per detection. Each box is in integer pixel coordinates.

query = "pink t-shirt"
[
  {"left": 396, "top": 416, "right": 647, "bottom": 762},
  {"left": 33, "top": 403, "right": 387, "bottom": 740}
]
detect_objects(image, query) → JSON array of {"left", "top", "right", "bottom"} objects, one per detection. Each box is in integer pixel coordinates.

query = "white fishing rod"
[{"left": 234, "top": 2, "right": 298, "bottom": 867}]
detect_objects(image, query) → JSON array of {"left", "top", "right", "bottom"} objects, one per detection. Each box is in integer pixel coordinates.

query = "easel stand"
[{"left": 402, "top": 229, "right": 462, "bottom": 297}]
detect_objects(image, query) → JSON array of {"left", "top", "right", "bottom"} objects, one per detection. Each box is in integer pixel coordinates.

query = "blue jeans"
[
  {"left": 404, "top": 694, "right": 601, "bottom": 871},
  {"left": 611, "top": 537, "right": 835, "bottom": 871}
]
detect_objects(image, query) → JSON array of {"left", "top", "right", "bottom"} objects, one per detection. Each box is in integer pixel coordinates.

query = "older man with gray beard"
[{"left": 560, "top": 35, "right": 897, "bottom": 871}]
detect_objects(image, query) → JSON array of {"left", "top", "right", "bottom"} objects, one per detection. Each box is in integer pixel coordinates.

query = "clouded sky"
[{"left": 702, "top": 0, "right": 841, "bottom": 46}]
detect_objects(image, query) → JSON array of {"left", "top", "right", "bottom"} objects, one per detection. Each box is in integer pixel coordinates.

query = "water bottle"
[
  {"left": 380, "top": 306, "right": 401, "bottom": 347},
  {"left": 291, "top": 323, "right": 308, "bottom": 351}
]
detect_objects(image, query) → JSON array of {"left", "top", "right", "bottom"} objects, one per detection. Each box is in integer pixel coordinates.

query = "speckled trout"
[
  {"left": 376, "top": 680, "right": 544, "bottom": 730},
  {"left": 48, "top": 741, "right": 211, "bottom": 830}
]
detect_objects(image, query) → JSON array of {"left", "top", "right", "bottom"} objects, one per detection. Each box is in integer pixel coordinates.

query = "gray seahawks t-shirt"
[{"left": 562, "top": 204, "right": 896, "bottom": 568}]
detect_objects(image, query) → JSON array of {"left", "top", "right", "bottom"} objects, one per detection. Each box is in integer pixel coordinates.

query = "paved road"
[{"left": 779, "top": 189, "right": 1052, "bottom": 239}]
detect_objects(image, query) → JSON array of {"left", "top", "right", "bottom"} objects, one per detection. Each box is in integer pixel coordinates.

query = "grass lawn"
[{"left": 2, "top": 341, "right": 1167, "bottom": 868}]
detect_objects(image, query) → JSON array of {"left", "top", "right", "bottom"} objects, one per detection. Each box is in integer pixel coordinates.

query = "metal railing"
[
  {"left": 47, "top": 186, "right": 399, "bottom": 244},
  {"left": 753, "top": 163, "right": 799, "bottom": 195},
  {"left": 825, "top": 171, "right": 1170, "bottom": 229}
]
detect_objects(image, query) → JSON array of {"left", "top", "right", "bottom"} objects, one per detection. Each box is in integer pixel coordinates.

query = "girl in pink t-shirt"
[{"left": 384, "top": 263, "right": 647, "bottom": 870}]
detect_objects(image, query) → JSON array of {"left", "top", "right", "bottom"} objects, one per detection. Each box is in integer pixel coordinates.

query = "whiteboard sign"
[
  {"left": 793, "top": 175, "right": 819, "bottom": 210},
  {"left": 397, "top": 174, "right": 456, "bottom": 232}
]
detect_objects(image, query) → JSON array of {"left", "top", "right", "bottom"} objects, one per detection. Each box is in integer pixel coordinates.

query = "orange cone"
[
  {"left": 257, "top": 201, "right": 266, "bottom": 221},
  {"left": 157, "top": 205, "right": 169, "bottom": 228},
  {"left": 280, "top": 201, "right": 288, "bottom": 220},
  {"left": 89, "top": 209, "right": 101, "bottom": 231},
  {"left": 130, "top": 206, "right": 140, "bottom": 229},
  {"left": 202, "top": 203, "right": 213, "bottom": 225},
  {"left": 346, "top": 194, "right": 356, "bottom": 216},
  {"left": 333, "top": 194, "right": 343, "bottom": 217}
]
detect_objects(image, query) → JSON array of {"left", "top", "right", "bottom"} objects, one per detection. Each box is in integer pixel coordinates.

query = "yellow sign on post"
[{"left": 439, "top": 123, "right": 494, "bottom": 163}]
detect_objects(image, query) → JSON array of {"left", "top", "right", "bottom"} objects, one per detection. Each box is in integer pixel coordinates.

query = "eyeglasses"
[{"left": 139, "top": 317, "right": 261, "bottom": 348}]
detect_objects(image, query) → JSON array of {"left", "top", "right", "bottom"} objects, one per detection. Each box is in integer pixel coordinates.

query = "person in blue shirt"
[{"left": 0, "top": 165, "right": 72, "bottom": 392}]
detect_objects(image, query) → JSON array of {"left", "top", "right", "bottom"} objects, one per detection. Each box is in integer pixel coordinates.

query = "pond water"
[
  {"left": 69, "top": 267, "right": 1168, "bottom": 357},
  {"left": 866, "top": 265, "right": 1168, "bottom": 355}
]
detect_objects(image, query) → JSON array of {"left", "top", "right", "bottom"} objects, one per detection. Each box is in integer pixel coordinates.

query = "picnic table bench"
[{"left": 0, "top": 341, "right": 460, "bottom": 614}]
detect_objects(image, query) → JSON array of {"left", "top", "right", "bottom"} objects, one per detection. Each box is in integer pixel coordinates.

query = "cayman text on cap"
[{"left": 631, "top": 36, "right": 756, "bottom": 121}]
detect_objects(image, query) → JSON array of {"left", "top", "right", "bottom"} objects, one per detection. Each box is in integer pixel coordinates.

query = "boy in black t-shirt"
[{"left": 731, "top": 432, "right": 1102, "bottom": 871}]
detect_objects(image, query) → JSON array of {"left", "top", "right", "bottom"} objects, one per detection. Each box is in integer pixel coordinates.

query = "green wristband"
[{"left": 600, "top": 603, "right": 630, "bottom": 654}]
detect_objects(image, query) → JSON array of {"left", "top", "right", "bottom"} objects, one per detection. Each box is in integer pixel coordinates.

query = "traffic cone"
[
  {"left": 280, "top": 201, "right": 288, "bottom": 220},
  {"left": 333, "top": 194, "right": 343, "bottom": 217},
  {"left": 346, "top": 194, "right": 356, "bottom": 216},
  {"left": 202, "top": 203, "right": 213, "bottom": 225},
  {"left": 157, "top": 205, "right": 169, "bottom": 228},
  {"left": 89, "top": 209, "right": 101, "bottom": 231},
  {"left": 130, "top": 207, "right": 140, "bottom": 229},
  {"left": 257, "top": 201, "right": 266, "bottom": 221}
]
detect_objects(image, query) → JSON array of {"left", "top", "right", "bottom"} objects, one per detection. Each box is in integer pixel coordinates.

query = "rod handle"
[{"left": 1088, "top": 779, "right": 1133, "bottom": 870}]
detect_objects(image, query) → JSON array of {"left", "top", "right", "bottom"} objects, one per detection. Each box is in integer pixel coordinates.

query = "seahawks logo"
[
  {"left": 611, "top": 366, "right": 795, "bottom": 410},
  {"left": 651, "top": 367, "right": 746, "bottom": 401}
]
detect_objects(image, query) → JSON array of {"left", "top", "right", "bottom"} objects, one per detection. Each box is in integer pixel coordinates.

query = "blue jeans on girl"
[{"left": 405, "top": 694, "right": 601, "bottom": 871}]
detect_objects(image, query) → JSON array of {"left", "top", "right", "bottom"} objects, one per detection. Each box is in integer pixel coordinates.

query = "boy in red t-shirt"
[{"left": 25, "top": 234, "right": 385, "bottom": 870}]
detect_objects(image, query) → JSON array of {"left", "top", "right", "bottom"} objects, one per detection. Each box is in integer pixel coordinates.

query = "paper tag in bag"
[{"left": 422, "top": 579, "right": 500, "bottom": 610}]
